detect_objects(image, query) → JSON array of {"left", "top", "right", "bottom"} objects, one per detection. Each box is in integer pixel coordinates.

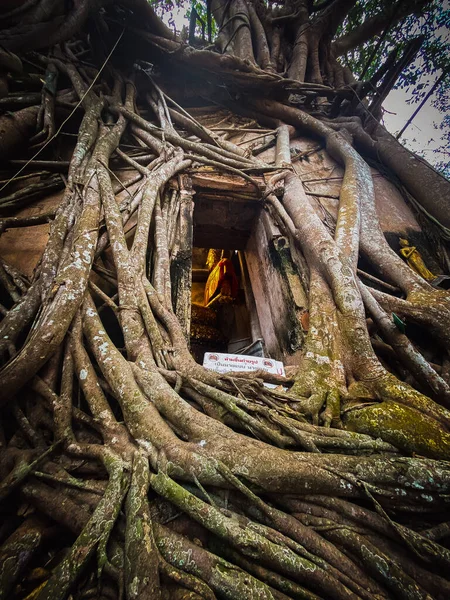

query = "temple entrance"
[
  {"left": 186, "top": 178, "right": 265, "bottom": 364},
  {"left": 182, "top": 172, "right": 307, "bottom": 367}
]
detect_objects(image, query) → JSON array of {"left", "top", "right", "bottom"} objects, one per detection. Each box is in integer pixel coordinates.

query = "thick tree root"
[{"left": 1, "top": 13, "right": 450, "bottom": 599}]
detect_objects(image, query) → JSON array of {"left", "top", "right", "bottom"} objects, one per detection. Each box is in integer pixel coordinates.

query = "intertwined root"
[{"left": 1, "top": 13, "right": 450, "bottom": 599}]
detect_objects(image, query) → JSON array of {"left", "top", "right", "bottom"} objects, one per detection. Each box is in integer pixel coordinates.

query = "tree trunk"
[{"left": 1, "top": 1, "right": 450, "bottom": 599}]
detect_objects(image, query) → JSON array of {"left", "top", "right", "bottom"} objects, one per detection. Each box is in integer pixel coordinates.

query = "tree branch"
[{"left": 332, "top": 0, "right": 432, "bottom": 56}]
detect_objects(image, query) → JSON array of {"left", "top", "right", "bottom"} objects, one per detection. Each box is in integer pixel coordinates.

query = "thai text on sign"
[{"left": 203, "top": 352, "right": 285, "bottom": 386}]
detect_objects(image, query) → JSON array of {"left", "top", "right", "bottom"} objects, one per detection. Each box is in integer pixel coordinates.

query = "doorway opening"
[{"left": 184, "top": 175, "right": 306, "bottom": 367}]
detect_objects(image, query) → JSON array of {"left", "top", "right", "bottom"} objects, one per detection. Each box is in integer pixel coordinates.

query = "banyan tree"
[{"left": 1, "top": 1, "right": 450, "bottom": 598}]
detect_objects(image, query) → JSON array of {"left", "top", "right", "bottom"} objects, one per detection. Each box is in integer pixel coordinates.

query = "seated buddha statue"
[
  {"left": 204, "top": 248, "right": 239, "bottom": 306},
  {"left": 190, "top": 248, "right": 239, "bottom": 359}
]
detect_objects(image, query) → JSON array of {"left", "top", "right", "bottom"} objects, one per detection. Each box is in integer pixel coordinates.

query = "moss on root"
[{"left": 343, "top": 401, "right": 450, "bottom": 460}]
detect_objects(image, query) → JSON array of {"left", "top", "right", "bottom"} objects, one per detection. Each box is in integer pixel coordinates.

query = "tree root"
[{"left": 1, "top": 24, "right": 450, "bottom": 600}]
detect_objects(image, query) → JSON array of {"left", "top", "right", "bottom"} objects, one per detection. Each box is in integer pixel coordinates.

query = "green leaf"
[{"left": 392, "top": 313, "right": 406, "bottom": 333}]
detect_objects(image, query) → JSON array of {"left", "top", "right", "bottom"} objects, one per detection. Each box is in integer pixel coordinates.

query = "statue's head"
[
  {"left": 206, "top": 248, "right": 221, "bottom": 271},
  {"left": 399, "top": 238, "right": 410, "bottom": 248}
]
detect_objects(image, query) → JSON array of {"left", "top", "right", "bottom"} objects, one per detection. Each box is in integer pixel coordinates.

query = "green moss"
[{"left": 343, "top": 401, "right": 450, "bottom": 460}]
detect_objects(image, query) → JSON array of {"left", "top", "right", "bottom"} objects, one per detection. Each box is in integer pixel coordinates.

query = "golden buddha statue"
[
  {"left": 204, "top": 249, "right": 239, "bottom": 306},
  {"left": 399, "top": 238, "right": 436, "bottom": 281}
]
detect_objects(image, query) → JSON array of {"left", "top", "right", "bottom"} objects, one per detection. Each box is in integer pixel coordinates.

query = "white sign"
[{"left": 203, "top": 352, "right": 285, "bottom": 388}]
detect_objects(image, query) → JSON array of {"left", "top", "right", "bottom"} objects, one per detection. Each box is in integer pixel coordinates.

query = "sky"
[
  {"left": 381, "top": 7, "right": 449, "bottom": 171},
  {"left": 383, "top": 80, "right": 445, "bottom": 165}
]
